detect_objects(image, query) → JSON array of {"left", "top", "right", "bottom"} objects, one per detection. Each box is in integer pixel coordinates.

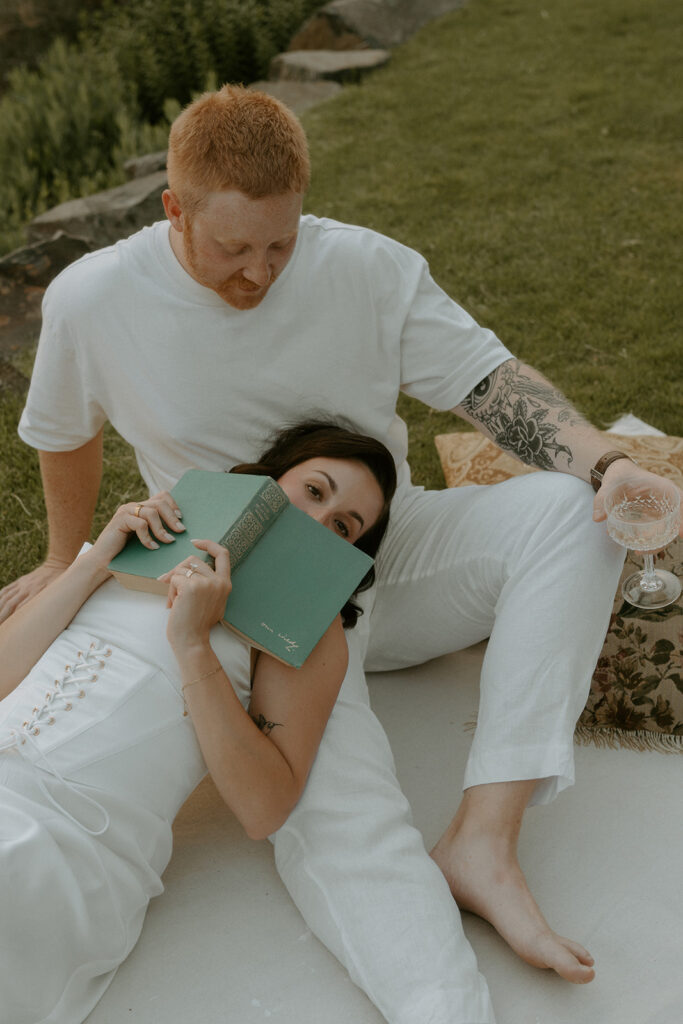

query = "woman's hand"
[
  {"left": 161, "top": 540, "right": 232, "bottom": 653},
  {"left": 88, "top": 492, "right": 186, "bottom": 568}
]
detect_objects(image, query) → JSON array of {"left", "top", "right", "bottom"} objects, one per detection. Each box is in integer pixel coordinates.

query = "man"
[{"left": 2, "top": 85, "right": 678, "bottom": 1022}]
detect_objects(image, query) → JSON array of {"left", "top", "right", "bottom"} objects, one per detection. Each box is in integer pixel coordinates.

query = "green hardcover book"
[
  {"left": 108, "top": 471, "right": 288, "bottom": 585},
  {"left": 108, "top": 470, "right": 373, "bottom": 668}
]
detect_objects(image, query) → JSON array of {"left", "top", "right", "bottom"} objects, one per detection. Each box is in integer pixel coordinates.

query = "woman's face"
[{"left": 277, "top": 457, "right": 385, "bottom": 544}]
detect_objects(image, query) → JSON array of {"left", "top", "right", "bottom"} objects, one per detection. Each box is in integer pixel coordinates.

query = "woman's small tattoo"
[{"left": 251, "top": 713, "right": 283, "bottom": 736}]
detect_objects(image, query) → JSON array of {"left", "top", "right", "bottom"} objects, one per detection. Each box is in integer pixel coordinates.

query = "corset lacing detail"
[{"left": 0, "top": 640, "right": 113, "bottom": 836}]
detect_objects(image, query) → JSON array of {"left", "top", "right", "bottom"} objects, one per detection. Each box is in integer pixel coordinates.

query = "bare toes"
[
  {"left": 565, "top": 940, "right": 594, "bottom": 967},
  {"left": 430, "top": 830, "right": 596, "bottom": 985},
  {"left": 546, "top": 938, "right": 595, "bottom": 984},
  {"left": 567, "top": 961, "right": 596, "bottom": 985}
]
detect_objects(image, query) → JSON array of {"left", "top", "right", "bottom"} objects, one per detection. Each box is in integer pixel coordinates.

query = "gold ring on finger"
[{"left": 134, "top": 504, "right": 144, "bottom": 517}]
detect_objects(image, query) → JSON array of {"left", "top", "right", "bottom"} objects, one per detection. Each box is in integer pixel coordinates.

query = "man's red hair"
[{"left": 167, "top": 84, "right": 310, "bottom": 213}]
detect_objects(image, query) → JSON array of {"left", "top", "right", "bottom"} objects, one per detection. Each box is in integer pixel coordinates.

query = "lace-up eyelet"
[{"left": 5, "top": 640, "right": 112, "bottom": 756}]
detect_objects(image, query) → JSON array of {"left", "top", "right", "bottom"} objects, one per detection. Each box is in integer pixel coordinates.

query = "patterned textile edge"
[
  {"left": 467, "top": 717, "right": 683, "bottom": 753},
  {"left": 434, "top": 430, "right": 683, "bottom": 755},
  {"left": 573, "top": 722, "right": 683, "bottom": 754}
]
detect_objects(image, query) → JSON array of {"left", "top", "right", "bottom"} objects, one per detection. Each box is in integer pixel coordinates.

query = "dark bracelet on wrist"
[{"left": 589, "top": 451, "right": 635, "bottom": 492}]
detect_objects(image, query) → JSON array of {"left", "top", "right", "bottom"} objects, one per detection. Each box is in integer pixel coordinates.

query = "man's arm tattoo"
[
  {"left": 460, "top": 359, "right": 587, "bottom": 471},
  {"left": 250, "top": 712, "right": 283, "bottom": 736}
]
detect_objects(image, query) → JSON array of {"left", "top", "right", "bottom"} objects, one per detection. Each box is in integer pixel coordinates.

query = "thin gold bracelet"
[{"left": 181, "top": 664, "right": 222, "bottom": 694}]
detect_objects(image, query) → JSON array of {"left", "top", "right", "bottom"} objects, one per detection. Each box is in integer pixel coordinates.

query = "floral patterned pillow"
[{"left": 434, "top": 431, "right": 683, "bottom": 752}]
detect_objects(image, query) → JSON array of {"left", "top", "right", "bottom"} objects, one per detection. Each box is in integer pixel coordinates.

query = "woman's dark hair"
[{"left": 231, "top": 419, "right": 397, "bottom": 629}]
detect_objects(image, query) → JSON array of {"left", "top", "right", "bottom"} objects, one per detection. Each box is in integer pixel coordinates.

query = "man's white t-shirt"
[{"left": 19, "top": 215, "right": 512, "bottom": 493}]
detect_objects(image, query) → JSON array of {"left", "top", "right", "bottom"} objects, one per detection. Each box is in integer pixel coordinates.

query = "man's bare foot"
[{"left": 430, "top": 826, "right": 595, "bottom": 984}]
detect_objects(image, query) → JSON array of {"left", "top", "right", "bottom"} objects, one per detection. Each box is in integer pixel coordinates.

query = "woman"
[{"left": 0, "top": 420, "right": 396, "bottom": 1024}]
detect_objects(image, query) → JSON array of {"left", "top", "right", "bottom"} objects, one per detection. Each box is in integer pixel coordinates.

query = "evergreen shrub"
[
  {"left": 0, "top": 0, "right": 326, "bottom": 255},
  {"left": 87, "top": 0, "right": 325, "bottom": 121}
]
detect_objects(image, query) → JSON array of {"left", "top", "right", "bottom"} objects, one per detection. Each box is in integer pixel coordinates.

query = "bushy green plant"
[
  {"left": 85, "top": 0, "right": 326, "bottom": 121},
  {"left": 0, "top": 0, "right": 325, "bottom": 254},
  {"left": 0, "top": 37, "right": 167, "bottom": 252},
  {"left": 0, "top": 0, "right": 107, "bottom": 92}
]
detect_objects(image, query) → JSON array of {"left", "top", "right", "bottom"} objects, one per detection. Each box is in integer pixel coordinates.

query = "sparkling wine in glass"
[{"left": 604, "top": 478, "right": 681, "bottom": 609}]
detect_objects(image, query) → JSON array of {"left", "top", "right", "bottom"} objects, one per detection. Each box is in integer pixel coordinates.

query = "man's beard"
[
  {"left": 184, "top": 228, "right": 275, "bottom": 310},
  {"left": 213, "top": 274, "right": 274, "bottom": 310}
]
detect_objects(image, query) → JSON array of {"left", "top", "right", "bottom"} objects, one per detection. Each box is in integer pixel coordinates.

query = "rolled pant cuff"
[{"left": 463, "top": 742, "right": 576, "bottom": 806}]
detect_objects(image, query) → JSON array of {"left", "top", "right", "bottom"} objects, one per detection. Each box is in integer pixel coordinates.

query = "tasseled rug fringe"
[
  {"left": 573, "top": 722, "right": 683, "bottom": 754},
  {"left": 464, "top": 717, "right": 683, "bottom": 754}
]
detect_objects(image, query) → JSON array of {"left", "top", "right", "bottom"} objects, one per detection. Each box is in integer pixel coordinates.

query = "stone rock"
[
  {"left": 28, "top": 170, "right": 168, "bottom": 248},
  {"left": 288, "top": 14, "right": 365, "bottom": 52},
  {"left": 0, "top": 275, "right": 44, "bottom": 359},
  {"left": 270, "top": 48, "right": 390, "bottom": 84},
  {"left": 289, "top": 0, "right": 467, "bottom": 51},
  {"left": 0, "top": 232, "right": 92, "bottom": 358},
  {"left": 0, "top": 231, "right": 91, "bottom": 288},
  {"left": 0, "top": 356, "right": 29, "bottom": 396},
  {"left": 124, "top": 150, "right": 168, "bottom": 181},
  {"left": 248, "top": 79, "right": 343, "bottom": 114}
]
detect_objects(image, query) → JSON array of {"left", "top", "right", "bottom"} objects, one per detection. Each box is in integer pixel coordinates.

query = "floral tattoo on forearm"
[
  {"left": 250, "top": 713, "right": 283, "bottom": 736},
  {"left": 461, "top": 359, "right": 587, "bottom": 471}
]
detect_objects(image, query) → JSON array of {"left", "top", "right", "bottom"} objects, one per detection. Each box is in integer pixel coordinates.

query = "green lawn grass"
[{"left": 1, "top": 0, "right": 681, "bottom": 586}]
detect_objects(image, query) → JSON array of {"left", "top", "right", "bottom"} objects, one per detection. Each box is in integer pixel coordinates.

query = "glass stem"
[{"left": 640, "top": 552, "right": 661, "bottom": 592}]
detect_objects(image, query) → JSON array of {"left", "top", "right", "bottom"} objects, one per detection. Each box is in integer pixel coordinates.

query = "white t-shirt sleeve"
[
  {"left": 398, "top": 259, "right": 513, "bottom": 411},
  {"left": 18, "top": 277, "right": 108, "bottom": 451}
]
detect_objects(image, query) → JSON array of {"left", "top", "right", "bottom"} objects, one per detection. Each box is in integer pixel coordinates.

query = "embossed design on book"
[{"left": 219, "top": 479, "right": 287, "bottom": 571}]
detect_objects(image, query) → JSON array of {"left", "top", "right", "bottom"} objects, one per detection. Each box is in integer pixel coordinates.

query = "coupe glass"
[{"left": 604, "top": 478, "right": 681, "bottom": 609}]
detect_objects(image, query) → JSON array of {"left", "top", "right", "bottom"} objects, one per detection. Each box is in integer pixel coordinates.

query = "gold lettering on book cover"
[
  {"left": 278, "top": 632, "right": 299, "bottom": 652},
  {"left": 259, "top": 622, "right": 298, "bottom": 652}
]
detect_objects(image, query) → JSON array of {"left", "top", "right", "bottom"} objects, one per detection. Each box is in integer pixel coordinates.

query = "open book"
[{"left": 108, "top": 470, "right": 373, "bottom": 667}]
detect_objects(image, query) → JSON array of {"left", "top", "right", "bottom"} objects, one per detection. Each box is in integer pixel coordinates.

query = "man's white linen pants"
[{"left": 271, "top": 472, "right": 625, "bottom": 1024}]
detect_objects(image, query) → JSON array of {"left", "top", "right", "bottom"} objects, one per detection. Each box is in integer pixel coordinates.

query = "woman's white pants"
[{"left": 272, "top": 472, "right": 625, "bottom": 1024}]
